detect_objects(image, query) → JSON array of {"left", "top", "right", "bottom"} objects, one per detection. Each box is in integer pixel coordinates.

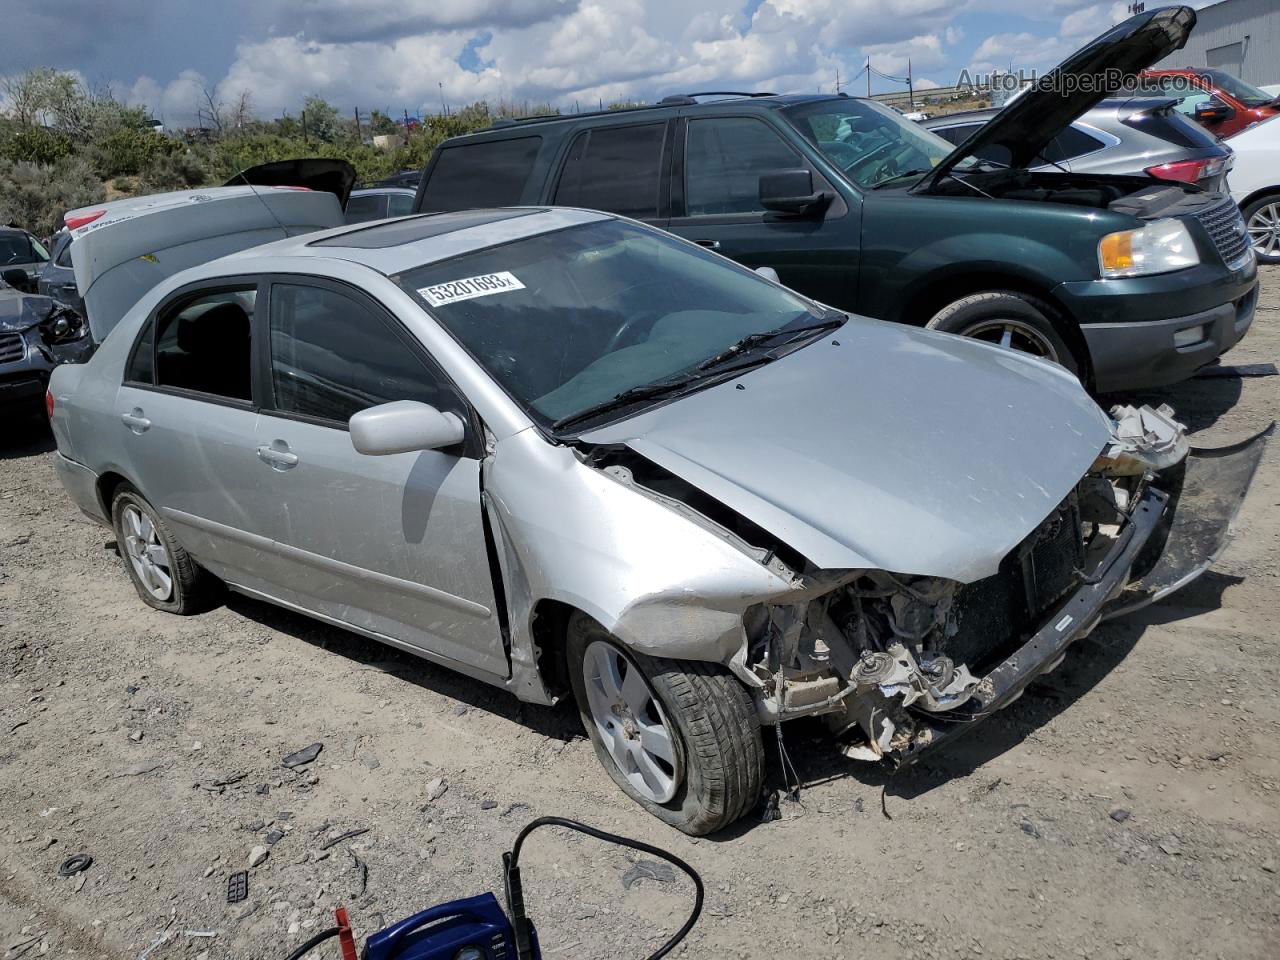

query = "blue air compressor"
[{"left": 281, "top": 817, "right": 703, "bottom": 960}]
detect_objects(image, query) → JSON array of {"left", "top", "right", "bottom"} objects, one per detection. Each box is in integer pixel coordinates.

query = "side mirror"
[
  {"left": 1, "top": 268, "right": 31, "bottom": 291},
  {"left": 1194, "top": 97, "right": 1235, "bottom": 123},
  {"left": 349, "top": 400, "right": 465, "bottom": 455},
  {"left": 759, "top": 169, "right": 831, "bottom": 217}
]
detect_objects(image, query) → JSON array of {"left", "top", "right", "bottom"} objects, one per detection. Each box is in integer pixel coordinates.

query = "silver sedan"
[{"left": 48, "top": 207, "right": 1267, "bottom": 834}]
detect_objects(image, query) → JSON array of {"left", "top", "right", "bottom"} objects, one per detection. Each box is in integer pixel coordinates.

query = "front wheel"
[
  {"left": 926, "top": 290, "right": 1081, "bottom": 378},
  {"left": 1242, "top": 194, "right": 1280, "bottom": 264},
  {"left": 566, "top": 612, "right": 764, "bottom": 835}
]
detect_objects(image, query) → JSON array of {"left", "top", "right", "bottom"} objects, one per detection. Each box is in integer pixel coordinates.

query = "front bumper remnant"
[{"left": 895, "top": 424, "right": 1271, "bottom": 764}]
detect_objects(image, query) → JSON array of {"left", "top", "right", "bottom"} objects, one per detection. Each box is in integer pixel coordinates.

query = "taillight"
[
  {"left": 65, "top": 209, "right": 106, "bottom": 231},
  {"left": 1145, "top": 160, "right": 1209, "bottom": 184},
  {"left": 45, "top": 389, "right": 55, "bottom": 419}
]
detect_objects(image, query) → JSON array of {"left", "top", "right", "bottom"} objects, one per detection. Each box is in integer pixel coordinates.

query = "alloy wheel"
[
  {"left": 1246, "top": 202, "right": 1280, "bottom": 259},
  {"left": 581, "top": 640, "right": 680, "bottom": 803},
  {"left": 121, "top": 504, "right": 174, "bottom": 601},
  {"left": 957, "top": 317, "right": 1060, "bottom": 363}
]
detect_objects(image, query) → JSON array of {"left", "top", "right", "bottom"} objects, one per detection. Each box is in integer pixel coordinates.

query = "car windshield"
[
  {"left": 0, "top": 233, "right": 44, "bottom": 266},
  {"left": 782, "top": 98, "right": 955, "bottom": 188},
  {"left": 393, "top": 219, "right": 828, "bottom": 429},
  {"left": 1202, "top": 69, "right": 1276, "bottom": 108}
]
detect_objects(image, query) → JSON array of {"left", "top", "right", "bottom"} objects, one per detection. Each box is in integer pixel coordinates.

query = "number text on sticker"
[{"left": 418, "top": 272, "right": 526, "bottom": 307}]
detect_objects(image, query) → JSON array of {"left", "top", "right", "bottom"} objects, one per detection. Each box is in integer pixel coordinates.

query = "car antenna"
[{"left": 227, "top": 170, "right": 292, "bottom": 239}]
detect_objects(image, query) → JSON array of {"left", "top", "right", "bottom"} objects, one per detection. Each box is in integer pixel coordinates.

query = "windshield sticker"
[{"left": 418, "top": 272, "right": 525, "bottom": 307}]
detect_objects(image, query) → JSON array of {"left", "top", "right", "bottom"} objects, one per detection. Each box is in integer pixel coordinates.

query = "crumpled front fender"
[{"left": 485, "top": 430, "right": 797, "bottom": 702}]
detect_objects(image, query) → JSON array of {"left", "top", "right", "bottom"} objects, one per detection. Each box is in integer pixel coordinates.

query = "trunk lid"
[
  {"left": 924, "top": 5, "right": 1197, "bottom": 187},
  {"left": 223, "top": 158, "right": 356, "bottom": 209}
]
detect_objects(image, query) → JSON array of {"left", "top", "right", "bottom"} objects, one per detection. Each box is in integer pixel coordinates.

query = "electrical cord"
[
  {"left": 282, "top": 926, "right": 340, "bottom": 960},
  {"left": 504, "top": 816, "right": 704, "bottom": 960}
]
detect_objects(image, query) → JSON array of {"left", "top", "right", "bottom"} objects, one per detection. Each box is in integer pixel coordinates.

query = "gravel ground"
[{"left": 2, "top": 267, "right": 1279, "bottom": 960}]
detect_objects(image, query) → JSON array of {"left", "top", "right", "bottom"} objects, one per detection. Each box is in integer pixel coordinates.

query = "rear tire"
[
  {"left": 566, "top": 612, "right": 764, "bottom": 835},
  {"left": 926, "top": 290, "right": 1081, "bottom": 378},
  {"left": 1241, "top": 194, "right": 1280, "bottom": 264},
  {"left": 110, "top": 484, "right": 221, "bottom": 614}
]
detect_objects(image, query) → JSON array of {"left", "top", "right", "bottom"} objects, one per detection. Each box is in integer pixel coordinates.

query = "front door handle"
[
  {"left": 120, "top": 409, "right": 151, "bottom": 434},
  {"left": 257, "top": 443, "right": 299, "bottom": 470},
  {"left": 694, "top": 239, "right": 720, "bottom": 249}
]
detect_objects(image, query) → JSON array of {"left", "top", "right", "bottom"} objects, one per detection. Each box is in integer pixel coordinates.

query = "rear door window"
[
  {"left": 344, "top": 194, "right": 386, "bottom": 223},
  {"left": 387, "top": 192, "right": 415, "bottom": 217},
  {"left": 54, "top": 235, "right": 73, "bottom": 267},
  {"left": 154, "top": 288, "right": 257, "bottom": 403},
  {"left": 266, "top": 281, "right": 461, "bottom": 425},
  {"left": 1041, "top": 126, "right": 1105, "bottom": 163},
  {"left": 684, "top": 117, "right": 801, "bottom": 216},
  {"left": 420, "top": 137, "right": 542, "bottom": 212},
  {"left": 553, "top": 123, "right": 667, "bottom": 220}
]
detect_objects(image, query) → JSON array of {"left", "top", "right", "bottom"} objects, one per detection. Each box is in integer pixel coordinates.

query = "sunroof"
[{"left": 310, "top": 209, "right": 542, "bottom": 249}]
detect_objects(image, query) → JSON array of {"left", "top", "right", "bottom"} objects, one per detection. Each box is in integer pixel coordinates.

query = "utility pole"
[
  {"left": 439, "top": 82, "right": 447, "bottom": 117},
  {"left": 301, "top": 109, "right": 307, "bottom": 145},
  {"left": 835, "top": 66, "right": 841, "bottom": 94},
  {"left": 908, "top": 59, "right": 914, "bottom": 109},
  {"left": 353, "top": 106, "right": 362, "bottom": 141},
  {"left": 866, "top": 57, "right": 871, "bottom": 97}
]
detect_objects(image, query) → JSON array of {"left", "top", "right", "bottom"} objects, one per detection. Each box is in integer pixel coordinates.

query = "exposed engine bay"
[
  {"left": 736, "top": 403, "right": 1199, "bottom": 763},
  {"left": 928, "top": 170, "right": 1221, "bottom": 219}
]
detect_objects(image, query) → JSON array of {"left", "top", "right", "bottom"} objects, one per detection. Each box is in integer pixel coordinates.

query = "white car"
[{"left": 1225, "top": 114, "right": 1280, "bottom": 263}]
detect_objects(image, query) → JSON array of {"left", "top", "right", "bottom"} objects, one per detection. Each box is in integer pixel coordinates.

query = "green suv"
[{"left": 411, "top": 5, "right": 1257, "bottom": 392}]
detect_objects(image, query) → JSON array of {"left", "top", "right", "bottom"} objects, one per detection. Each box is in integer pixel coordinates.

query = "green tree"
[
  {"left": 301, "top": 96, "right": 341, "bottom": 143},
  {"left": 0, "top": 157, "right": 106, "bottom": 236}
]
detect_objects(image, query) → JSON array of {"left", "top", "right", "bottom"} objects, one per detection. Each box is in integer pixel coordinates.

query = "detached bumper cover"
[{"left": 899, "top": 425, "right": 1271, "bottom": 762}]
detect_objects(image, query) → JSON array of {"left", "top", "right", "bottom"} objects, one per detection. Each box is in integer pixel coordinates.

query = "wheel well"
[
  {"left": 903, "top": 271, "right": 1094, "bottom": 389},
  {"left": 531, "top": 599, "right": 577, "bottom": 700},
  {"left": 96, "top": 471, "right": 130, "bottom": 520},
  {"left": 1236, "top": 186, "right": 1280, "bottom": 215}
]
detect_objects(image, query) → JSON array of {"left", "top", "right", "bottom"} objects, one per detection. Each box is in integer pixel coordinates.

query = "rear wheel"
[
  {"left": 110, "top": 485, "right": 220, "bottom": 614},
  {"left": 926, "top": 291, "right": 1081, "bottom": 378},
  {"left": 566, "top": 612, "right": 764, "bottom": 835},
  {"left": 1242, "top": 194, "right": 1280, "bottom": 264}
]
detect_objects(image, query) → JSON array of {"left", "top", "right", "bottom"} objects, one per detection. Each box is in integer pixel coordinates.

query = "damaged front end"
[{"left": 739, "top": 404, "right": 1270, "bottom": 765}]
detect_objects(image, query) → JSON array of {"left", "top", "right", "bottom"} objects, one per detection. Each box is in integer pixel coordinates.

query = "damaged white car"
[{"left": 47, "top": 206, "right": 1269, "bottom": 834}]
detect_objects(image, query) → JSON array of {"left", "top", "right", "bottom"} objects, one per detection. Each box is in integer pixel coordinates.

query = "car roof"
[{"left": 218, "top": 206, "right": 611, "bottom": 276}]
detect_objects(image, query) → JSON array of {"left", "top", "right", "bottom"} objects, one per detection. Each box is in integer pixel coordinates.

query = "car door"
[
  {"left": 549, "top": 119, "right": 672, "bottom": 229},
  {"left": 114, "top": 280, "right": 282, "bottom": 586},
  {"left": 664, "top": 114, "right": 857, "bottom": 310},
  {"left": 252, "top": 276, "right": 507, "bottom": 677}
]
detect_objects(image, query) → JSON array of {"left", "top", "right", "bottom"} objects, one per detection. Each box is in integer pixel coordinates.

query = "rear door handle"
[
  {"left": 694, "top": 239, "right": 720, "bottom": 249},
  {"left": 257, "top": 443, "right": 299, "bottom": 469},
  {"left": 120, "top": 409, "right": 151, "bottom": 434}
]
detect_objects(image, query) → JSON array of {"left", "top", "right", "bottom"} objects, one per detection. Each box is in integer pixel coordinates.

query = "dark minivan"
[{"left": 412, "top": 6, "right": 1256, "bottom": 392}]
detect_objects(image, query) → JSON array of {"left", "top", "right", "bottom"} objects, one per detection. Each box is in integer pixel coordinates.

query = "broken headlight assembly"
[{"left": 39, "top": 305, "right": 88, "bottom": 345}]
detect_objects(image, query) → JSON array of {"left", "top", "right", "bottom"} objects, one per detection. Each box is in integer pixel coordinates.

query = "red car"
[{"left": 1140, "top": 68, "right": 1280, "bottom": 138}]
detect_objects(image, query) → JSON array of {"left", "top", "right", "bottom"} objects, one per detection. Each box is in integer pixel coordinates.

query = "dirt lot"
[{"left": 3, "top": 268, "right": 1279, "bottom": 960}]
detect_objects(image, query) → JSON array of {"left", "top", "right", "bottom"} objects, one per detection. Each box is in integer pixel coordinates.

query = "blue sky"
[{"left": 0, "top": 1, "right": 1219, "bottom": 122}]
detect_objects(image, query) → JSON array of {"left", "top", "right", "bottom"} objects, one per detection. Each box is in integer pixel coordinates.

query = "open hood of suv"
[
  {"left": 223, "top": 158, "right": 356, "bottom": 208},
  {"left": 924, "top": 5, "right": 1196, "bottom": 188}
]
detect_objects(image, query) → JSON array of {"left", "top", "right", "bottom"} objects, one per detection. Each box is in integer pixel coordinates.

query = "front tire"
[
  {"left": 926, "top": 290, "right": 1081, "bottom": 378},
  {"left": 1242, "top": 194, "right": 1280, "bottom": 264},
  {"left": 110, "top": 484, "right": 220, "bottom": 614},
  {"left": 566, "top": 612, "right": 764, "bottom": 835}
]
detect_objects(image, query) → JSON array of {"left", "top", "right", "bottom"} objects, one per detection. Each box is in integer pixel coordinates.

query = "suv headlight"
[
  {"left": 39, "top": 306, "right": 88, "bottom": 345},
  {"left": 1098, "top": 218, "right": 1199, "bottom": 278}
]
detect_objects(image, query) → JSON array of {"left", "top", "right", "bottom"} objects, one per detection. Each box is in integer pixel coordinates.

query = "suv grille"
[
  {"left": 1195, "top": 197, "right": 1251, "bottom": 268},
  {"left": 0, "top": 332, "right": 25, "bottom": 364}
]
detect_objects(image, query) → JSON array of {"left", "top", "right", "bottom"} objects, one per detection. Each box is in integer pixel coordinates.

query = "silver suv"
[{"left": 922, "top": 97, "right": 1233, "bottom": 191}]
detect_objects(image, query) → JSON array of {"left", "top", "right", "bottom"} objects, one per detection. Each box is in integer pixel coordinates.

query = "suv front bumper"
[{"left": 1054, "top": 258, "right": 1258, "bottom": 393}]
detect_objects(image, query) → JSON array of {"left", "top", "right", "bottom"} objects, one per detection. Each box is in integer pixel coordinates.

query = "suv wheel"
[
  {"left": 927, "top": 291, "right": 1080, "bottom": 377},
  {"left": 1242, "top": 194, "right": 1280, "bottom": 264},
  {"left": 566, "top": 612, "right": 764, "bottom": 835},
  {"left": 111, "top": 484, "right": 220, "bottom": 614}
]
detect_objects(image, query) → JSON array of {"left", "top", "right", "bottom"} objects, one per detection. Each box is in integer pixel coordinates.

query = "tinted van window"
[
  {"left": 554, "top": 123, "right": 666, "bottom": 219},
  {"left": 421, "top": 137, "right": 541, "bottom": 212},
  {"left": 268, "top": 282, "right": 458, "bottom": 424},
  {"left": 154, "top": 289, "right": 256, "bottom": 401}
]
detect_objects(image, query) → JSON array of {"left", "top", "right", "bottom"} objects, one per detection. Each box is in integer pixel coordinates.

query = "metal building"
[{"left": 1155, "top": 0, "right": 1280, "bottom": 87}]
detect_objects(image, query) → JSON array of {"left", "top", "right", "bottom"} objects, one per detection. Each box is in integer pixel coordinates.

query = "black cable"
[
  {"left": 282, "top": 926, "right": 339, "bottom": 960},
  {"left": 505, "top": 816, "right": 704, "bottom": 960}
]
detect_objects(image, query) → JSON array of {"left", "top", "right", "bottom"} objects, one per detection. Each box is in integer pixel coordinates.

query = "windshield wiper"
[
  {"left": 696, "top": 316, "right": 845, "bottom": 371},
  {"left": 551, "top": 372, "right": 712, "bottom": 433},
  {"left": 872, "top": 168, "right": 933, "bottom": 188}
]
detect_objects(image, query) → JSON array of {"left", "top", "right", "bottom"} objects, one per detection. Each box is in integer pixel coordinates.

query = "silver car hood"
[{"left": 581, "top": 318, "right": 1112, "bottom": 583}]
